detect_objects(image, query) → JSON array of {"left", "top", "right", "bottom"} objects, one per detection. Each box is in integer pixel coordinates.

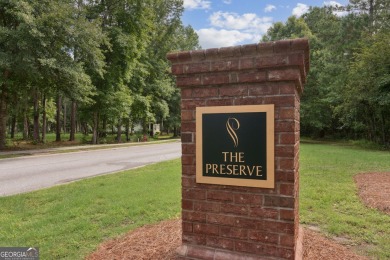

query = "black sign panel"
[{"left": 196, "top": 105, "right": 274, "bottom": 188}]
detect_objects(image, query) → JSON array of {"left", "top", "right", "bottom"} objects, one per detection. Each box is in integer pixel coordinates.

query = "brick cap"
[{"left": 167, "top": 39, "right": 309, "bottom": 71}]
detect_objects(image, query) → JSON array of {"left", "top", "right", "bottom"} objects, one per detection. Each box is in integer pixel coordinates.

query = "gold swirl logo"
[{"left": 226, "top": 118, "right": 240, "bottom": 147}]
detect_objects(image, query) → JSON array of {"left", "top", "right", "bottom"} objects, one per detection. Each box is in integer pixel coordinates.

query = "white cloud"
[
  {"left": 183, "top": 0, "right": 211, "bottom": 10},
  {"left": 210, "top": 11, "right": 272, "bottom": 32},
  {"left": 196, "top": 28, "right": 255, "bottom": 49},
  {"left": 323, "top": 1, "right": 348, "bottom": 16},
  {"left": 195, "top": 11, "right": 273, "bottom": 48},
  {"left": 323, "top": 1, "right": 342, "bottom": 7},
  {"left": 264, "top": 4, "right": 276, "bottom": 13},
  {"left": 292, "top": 3, "right": 309, "bottom": 17},
  {"left": 223, "top": 0, "right": 232, "bottom": 4}
]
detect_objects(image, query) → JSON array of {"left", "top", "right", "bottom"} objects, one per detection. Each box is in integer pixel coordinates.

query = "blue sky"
[{"left": 182, "top": 0, "right": 349, "bottom": 49}]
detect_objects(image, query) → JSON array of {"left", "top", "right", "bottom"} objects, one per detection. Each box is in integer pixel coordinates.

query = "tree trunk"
[
  {"left": 10, "top": 115, "right": 16, "bottom": 139},
  {"left": 63, "top": 100, "right": 67, "bottom": 134},
  {"left": 69, "top": 100, "right": 77, "bottom": 141},
  {"left": 56, "top": 94, "right": 62, "bottom": 142},
  {"left": 23, "top": 108, "right": 29, "bottom": 140},
  {"left": 116, "top": 118, "right": 122, "bottom": 143},
  {"left": 41, "top": 95, "right": 47, "bottom": 143},
  {"left": 92, "top": 111, "right": 99, "bottom": 144},
  {"left": 125, "top": 119, "right": 130, "bottom": 142},
  {"left": 32, "top": 89, "right": 40, "bottom": 143},
  {"left": 0, "top": 82, "right": 8, "bottom": 149}
]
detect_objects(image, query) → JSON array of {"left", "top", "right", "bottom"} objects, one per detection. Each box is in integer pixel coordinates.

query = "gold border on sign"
[{"left": 196, "top": 105, "right": 275, "bottom": 188}]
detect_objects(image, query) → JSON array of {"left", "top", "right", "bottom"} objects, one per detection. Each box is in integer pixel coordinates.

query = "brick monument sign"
[{"left": 167, "top": 39, "right": 309, "bottom": 259}]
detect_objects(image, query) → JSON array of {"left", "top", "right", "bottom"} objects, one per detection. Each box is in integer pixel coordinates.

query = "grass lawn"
[
  {"left": 0, "top": 142, "right": 389, "bottom": 259},
  {"left": 300, "top": 141, "right": 390, "bottom": 258}
]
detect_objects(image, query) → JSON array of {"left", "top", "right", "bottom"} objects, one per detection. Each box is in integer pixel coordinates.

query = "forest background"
[{"left": 0, "top": 0, "right": 389, "bottom": 149}]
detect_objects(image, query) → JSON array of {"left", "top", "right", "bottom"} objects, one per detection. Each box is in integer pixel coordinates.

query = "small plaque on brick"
[{"left": 196, "top": 105, "right": 274, "bottom": 188}]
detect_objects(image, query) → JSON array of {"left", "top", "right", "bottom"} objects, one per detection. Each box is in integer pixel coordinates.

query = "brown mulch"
[
  {"left": 88, "top": 172, "right": 390, "bottom": 260},
  {"left": 354, "top": 172, "right": 390, "bottom": 215}
]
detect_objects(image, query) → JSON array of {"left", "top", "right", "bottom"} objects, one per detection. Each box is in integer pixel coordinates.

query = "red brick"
[
  {"left": 248, "top": 230, "right": 278, "bottom": 244},
  {"left": 177, "top": 75, "right": 201, "bottom": 87},
  {"left": 235, "top": 241, "right": 263, "bottom": 254},
  {"left": 234, "top": 217, "right": 258, "bottom": 229},
  {"left": 203, "top": 74, "right": 230, "bottom": 85},
  {"left": 279, "top": 158, "right": 295, "bottom": 170},
  {"left": 206, "top": 98, "right": 233, "bottom": 106},
  {"left": 182, "top": 200, "right": 193, "bottom": 210},
  {"left": 193, "top": 223, "right": 219, "bottom": 236},
  {"left": 256, "top": 55, "right": 289, "bottom": 69},
  {"left": 181, "top": 99, "right": 205, "bottom": 110},
  {"left": 280, "top": 209, "right": 295, "bottom": 221},
  {"left": 234, "top": 97, "right": 264, "bottom": 106},
  {"left": 181, "top": 88, "right": 192, "bottom": 99},
  {"left": 238, "top": 71, "right": 267, "bottom": 83},
  {"left": 240, "top": 44, "right": 257, "bottom": 56},
  {"left": 219, "top": 85, "right": 247, "bottom": 97},
  {"left": 248, "top": 84, "right": 274, "bottom": 96},
  {"left": 234, "top": 193, "right": 262, "bottom": 205},
  {"left": 280, "top": 183, "right": 294, "bottom": 196},
  {"left": 182, "top": 143, "right": 195, "bottom": 155},
  {"left": 239, "top": 57, "right": 255, "bottom": 70},
  {"left": 207, "top": 213, "right": 235, "bottom": 226},
  {"left": 268, "top": 68, "right": 300, "bottom": 82},
  {"left": 182, "top": 176, "right": 195, "bottom": 187},
  {"left": 182, "top": 165, "right": 195, "bottom": 175},
  {"left": 183, "top": 188, "right": 206, "bottom": 200},
  {"left": 194, "top": 201, "right": 220, "bottom": 213},
  {"left": 219, "top": 45, "right": 241, "bottom": 58},
  {"left": 205, "top": 48, "right": 219, "bottom": 59},
  {"left": 207, "top": 190, "right": 234, "bottom": 202},
  {"left": 279, "top": 84, "right": 297, "bottom": 94},
  {"left": 177, "top": 51, "right": 192, "bottom": 62},
  {"left": 192, "top": 87, "right": 218, "bottom": 98},
  {"left": 264, "top": 196, "right": 294, "bottom": 208},
  {"left": 257, "top": 41, "right": 274, "bottom": 55},
  {"left": 220, "top": 204, "right": 248, "bottom": 216},
  {"left": 264, "top": 95, "right": 295, "bottom": 106},
  {"left": 279, "top": 133, "right": 296, "bottom": 145},
  {"left": 183, "top": 221, "right": 193, "bottom": 232},
  {"left": 184, "top": 62, "right": 210, "bottom": 74},
  {"left": 181, "top": 133, "right": 193, "bottom": 143},
  {"left": 259, "top": 220, "right": 294, "bottom": 234},
  {"left": 280, "top": 234, "right": 295, "bottom": 247},
  {"left": 275, "top": 145, "right": 294, "bottom": 157},
  {"left": 279, "top": 108, "right": 295, "bottom": 119},
  {"left": 249, "top": 207, "right": 278, "bottom": 219},
  {"left": 275, "top": 121, "right": 295, "bottom": 132},
  {"left": 172, "top": 64, "right": 184, "bottom": 74},
  {"left": 291, "top": 38, "right": 309, "bottom": 52},
  {"left": 273, "top": 40, "right": 291, "bottom": 53},
  {"left": 191, "top": 49, "right": 206, "bottom": 61},
  {"left": 182, "top": 155, "right": 195, "bottom": 166},
  {"left": 183, "top": 211, "right": 207, "bottom": 222},
  {"left": 275, "top": 171, "right": 295, "bottom": 182},
  {"left": 181, "top": 121, "right": 195, "bottom": 132},
  {"left": 220, "top": 226, "right": 248, "bottom": 239},
  {"left": 211, "top": 60, "right": 239, "bottom": 71}
]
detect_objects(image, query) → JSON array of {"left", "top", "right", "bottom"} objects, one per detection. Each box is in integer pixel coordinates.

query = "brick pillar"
[{"left": 167, "top": 39, "right": 309, "bottom": 260}]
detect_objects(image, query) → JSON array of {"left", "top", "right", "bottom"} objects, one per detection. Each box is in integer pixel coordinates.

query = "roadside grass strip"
[
  {"left": 0, "top": 159, "right": 181, "bottom": 259},
  {"left": 0, "top": 143, "right": 389, "bottom": 259}
]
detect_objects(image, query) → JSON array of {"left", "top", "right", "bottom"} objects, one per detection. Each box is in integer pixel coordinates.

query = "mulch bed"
[{"left": 87, "top": 172, "right": 390, "bottom": 260}]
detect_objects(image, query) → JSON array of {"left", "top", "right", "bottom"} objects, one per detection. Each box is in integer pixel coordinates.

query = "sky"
[{"left": 181, "top": 0, "right": 349, "bottom": 49}]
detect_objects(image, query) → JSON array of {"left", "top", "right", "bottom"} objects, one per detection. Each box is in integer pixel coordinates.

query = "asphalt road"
[{"left": 0, "top": 141, "right": 181, "bottom": 196}]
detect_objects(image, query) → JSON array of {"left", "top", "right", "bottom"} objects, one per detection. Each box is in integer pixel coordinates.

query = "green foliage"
[{"left": 262, "top": 2, "right": 390, "bottom": 144}]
